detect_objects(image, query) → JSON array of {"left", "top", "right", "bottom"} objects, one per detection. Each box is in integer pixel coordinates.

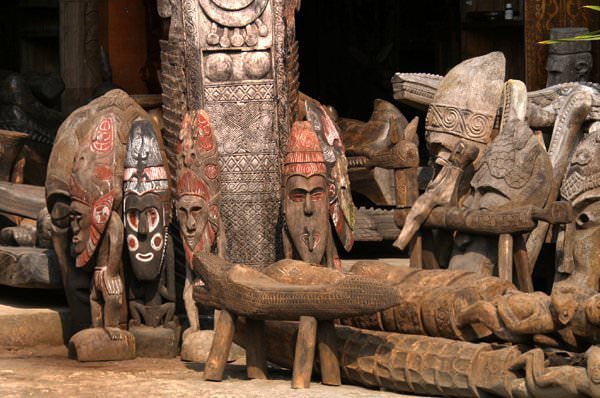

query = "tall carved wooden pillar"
[{"left": 175, "top": 0, "right": 294, "bottom": 266}]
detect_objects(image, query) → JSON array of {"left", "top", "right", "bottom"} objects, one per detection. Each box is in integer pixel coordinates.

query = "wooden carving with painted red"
[{"left": 175, "top": 110, "right": 224, "bottom": 358}]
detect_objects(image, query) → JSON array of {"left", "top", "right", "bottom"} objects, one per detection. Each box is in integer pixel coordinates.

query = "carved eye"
[
  {"left": 311, "top": 189, "right": 325, "bottom": 201},
  {"left": 147, "top": 208, "right": 160, "bottom": 232},
  {"left": 151, "top": 233, "right": 163, "bottom": 251},
  {"left": 289, "top": 192, "right": 305, "bottom": 202},
  {"left": 127, "top": 211, "right": 138, "bottom": 232},
  {"left": 127, "top": 234, "right": 139, "bottom": 251}
]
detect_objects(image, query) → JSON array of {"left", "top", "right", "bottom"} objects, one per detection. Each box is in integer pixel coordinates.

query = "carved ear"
[
  {"left": 576, "top": 60, "right": 591, "bottom": 75},
  {"left": 402, "top": 116, "right": 419, "bottom": 145}
]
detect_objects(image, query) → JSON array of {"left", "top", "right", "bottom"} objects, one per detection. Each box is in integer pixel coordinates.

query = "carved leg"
[
  {"left": 205, "top": 310, "right": 236, "bottom": 381},
  {"left": 317, "top": 320, "right": 340, "bottom": 386},
  {"left": 409, "top": 232, "right": 423, "bottom": 269},
  {"left": 183, "top": 267, "right": 200, "bottom": 333},
  {"left": 89, "top": 286, "right": 103, "bottom": 328},
  {"left": 292, "top": 316, "right": 317, "bottom": 389},
  {"left": 245, "top": 319, "right": 268, "bottom": 380},
  {"left": 513, "top": 234, "right": 533, "bottom": 293},
  {"left": 498, "top": 234, "right": 513, "bottom": 282},
  {"left": 128, "top": 301, "right": 144, "bottom": 326}
]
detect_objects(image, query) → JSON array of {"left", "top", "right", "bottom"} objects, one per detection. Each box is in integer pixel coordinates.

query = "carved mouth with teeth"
[
  {"left": 135, "top": 252, "right": 154, "bottom": 262},
  {"left": 301, "top": 228, "right": 321, "bottom": 252}
]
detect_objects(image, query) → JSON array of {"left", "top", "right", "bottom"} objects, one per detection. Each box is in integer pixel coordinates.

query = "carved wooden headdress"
[
  {"left": 426, "top": 52, "right": 505, "bottom": 147},
  {"left": 283, "top": 121, "right": 327, "bottom": 179},
  {"left": 69, "top": 114, "right": 119, "bottom": 268}
]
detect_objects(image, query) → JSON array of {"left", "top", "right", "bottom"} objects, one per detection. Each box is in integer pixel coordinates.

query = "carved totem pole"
[
  {"left": 159, "top": 0, "right": 298, "bottom": 266},
  {"left": 175, "top": 110, "right": 224, "bottom": 360},
  {"left": 123, "top": 119, "right": 178, "bottom": 358}
]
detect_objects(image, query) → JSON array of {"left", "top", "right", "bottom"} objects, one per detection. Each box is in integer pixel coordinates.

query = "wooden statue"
[
  {"left": 424, "top": 52, "right": 505, "bottom": 171},
  {"left": 192, "top": 253, "right": 406, "bottom": 388},
  {"left": 123, "top": 118, "right": 178, "bottom": 358},
  {"left": 46, "top": 90, "right": 154, "bottom": 360},
  {"left": 175, "top": 109, "right": 225, "bottom": 361},
  {"left": 65, "top": 100, "right": 134, "bottom": 361},
  {"left": 158, "top": 0, "right": 299, "bottom": 267},
  {"left": 546, "top": 28, "right": 593, "bottom": 87}
]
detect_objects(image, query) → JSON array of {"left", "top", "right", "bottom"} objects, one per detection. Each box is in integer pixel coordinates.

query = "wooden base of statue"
[
  {"left": 181, "top": 329, "right": 245, "bottom": 363},
  {"left": 129, "top": 321, "right": 180, "bottom": 358},
  {"left": 68, "top": 327, "right": 136, "bottom": 362}
]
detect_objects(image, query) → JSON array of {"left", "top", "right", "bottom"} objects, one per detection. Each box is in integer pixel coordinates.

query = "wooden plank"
[
  {"left": 245, "top": 318, "right": 268, "bottom": 380},
  {"left": 204, "top": 310, "right": 235, "bottom": 381},
  {"left": 0, "top": 182, "right": 45, "bottom": 219},
  {"left": 292, "top": 316, "right": 317, "bottom": 389},
  {"left": 317, "top": 320, "right": 340, "bottom": 386}
]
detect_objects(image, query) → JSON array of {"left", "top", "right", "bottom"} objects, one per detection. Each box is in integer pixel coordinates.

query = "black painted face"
[{"left": 124, "top": 193, "right": 166, "bottom": 281}]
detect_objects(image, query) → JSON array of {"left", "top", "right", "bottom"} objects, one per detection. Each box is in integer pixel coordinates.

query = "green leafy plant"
[{"left": 539, "top": 6, "right": 600, "bottom": 44}]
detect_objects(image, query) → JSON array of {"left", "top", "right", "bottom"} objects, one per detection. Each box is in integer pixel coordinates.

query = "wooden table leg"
[
  {"left": 498, "top": 234, "right": 513, "bottom": 283},
  {"left": 317, "top": 320, "right": 340, "bottom": 386},
  {"left": 246, "top": 318, "right": 268, "bottom": 380},
  {"left": 204, "top": 310, "right": 235, "bottom": 381},
  {"left": 409, "top": 232, "right": 423, "bottom": 269},
  {"left": 292, "top": 316, "right": 317, "bottom": 389}
]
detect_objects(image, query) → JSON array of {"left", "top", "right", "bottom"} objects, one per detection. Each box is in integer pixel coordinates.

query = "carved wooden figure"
[
  {"left": 282, "top": 121, "right": 335, "bottom": 268},
  {"left": 546, "top": 28, "right": 593, "bottom": 87},
  {"left": 64, "top": 96, "right": 135, "bottom": 361},
  {"left": 46, "top": 90, "right": 146, "bottom": 359},
  {"left": 159, "top": 0, "right": 299, "bottom": 267},
  {"left": 192, "top": 253, "right": 406, "bottom": 388},
  {"left": 234, "top": 320, "right": 600, "bottom": 397},
  {"left": 175, "top": 110, "right": 225, "bottom": 361},
  {"left": 123, "top": 119, "right": 178, "bottom": 358}
]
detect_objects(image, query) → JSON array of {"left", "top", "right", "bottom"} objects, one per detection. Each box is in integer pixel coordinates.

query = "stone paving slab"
[{"left": 0, "top": 347, "right": 427, "bottom": 398}]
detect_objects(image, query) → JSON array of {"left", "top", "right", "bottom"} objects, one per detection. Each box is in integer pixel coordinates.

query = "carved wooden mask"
[
  {"left": 123, "top": 119, "right": 171, "bottom": 281},
  {"left": 283, "top": 121, "right": 330, "bottom": 264},
  {"left": 176, "top": 110, "right": 221, "bottom": 263}
]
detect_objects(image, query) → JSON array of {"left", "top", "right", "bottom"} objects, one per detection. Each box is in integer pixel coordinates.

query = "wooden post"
[
  {"left": 513, "top": 234, "right": 533, "bottom": 293},
  {"left": 246, "top": 318, "right": 268, "bottom": 380},
  {"left": 317, "top": 320, "right": 340, "bottom": 386},
  {"left": 498, "top": 234, "right": 513, "bottom": 283},
  {"left": 292, "top": 316, "right": 318, "bottom": 389},
  {"left": 204, "top": 310, "right": 235, "bottom": 381},
  {"left": 395, "top": 168, "right": 421, "bottom": 268},
  {"left": 408, "top": 233, "right": 423, "bottom": 269}
]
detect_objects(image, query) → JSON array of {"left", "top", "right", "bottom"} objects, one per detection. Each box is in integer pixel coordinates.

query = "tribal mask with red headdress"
[
  {"left": 69, "top": 113, "right": 119, "bottom": 268},
  {"left": 176, "top": 110, "right": 222, "bottom": 263},
  {"left": 283, "top": 121, "right": 337, "bottom": 267}
]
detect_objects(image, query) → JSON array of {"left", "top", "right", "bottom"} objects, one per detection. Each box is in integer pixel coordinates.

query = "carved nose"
[
  {"left": 304, "top": 195, "right": 313, "bottom": 215},
  {"left": 186, "top": 214, "right": 196, "bottom": 232},
  {"left": 138, "top": 212, "right": 149, "bottom": 236}
]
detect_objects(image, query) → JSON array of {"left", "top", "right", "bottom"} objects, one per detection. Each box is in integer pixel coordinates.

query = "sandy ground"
[{"left": 0, "top": 346, "right": 418, "bottom": 398}]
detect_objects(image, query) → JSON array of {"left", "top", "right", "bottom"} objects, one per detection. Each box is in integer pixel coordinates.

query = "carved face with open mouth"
[
  {"left": 124, "top": 193, "right": 167, "bottom": 281},
  {"left": 70, "top": 201, "right": 92, "bottom": 258},
  {"left": 285, "top": 174, "right": 329, "bottom": 264}
]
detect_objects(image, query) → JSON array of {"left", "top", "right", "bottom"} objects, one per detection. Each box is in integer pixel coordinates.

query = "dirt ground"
[{"left": 0, "top": 346, "right": 414, "bottom": 398}]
